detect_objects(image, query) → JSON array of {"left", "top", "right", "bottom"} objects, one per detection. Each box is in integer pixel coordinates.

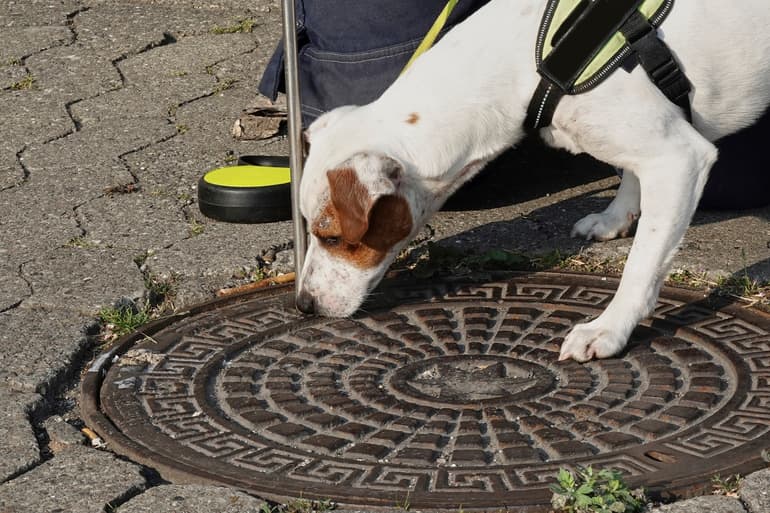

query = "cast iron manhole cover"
[{"left": 82, "top": 272, "right": 770, "bottom": 511}]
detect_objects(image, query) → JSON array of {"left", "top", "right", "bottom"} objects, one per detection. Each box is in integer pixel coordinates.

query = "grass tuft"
[
  {"left": 11, "top": 74, "right": 36, "bottom": 90},
  {"left": 711, "top": 474, "right": 742, "bottom": 497},
  {"left": 99, "top": 305, "right": 151, "bottom": 341}
]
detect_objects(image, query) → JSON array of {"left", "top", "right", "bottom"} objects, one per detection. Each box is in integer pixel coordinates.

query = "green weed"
[
  {"left": 711, "top": 474, "right": 742, "bottom": 497},
  {"left": 550, "top": 466, "right": 645, "bottom": 513},
  {"left": 189, "top": 218, "right": 205, "bottom": 236},
  {"left": 11, "top": 74, "right": 36, "bottom": 90},
  {"left": 66, "top": 236, "right": 96, "bottom": 249},
  {"left": 213, "top": 78, "right": 237, "bottom": 94},
  {"left": 99, "top": 305, "right": 151, "bottom": 341}
]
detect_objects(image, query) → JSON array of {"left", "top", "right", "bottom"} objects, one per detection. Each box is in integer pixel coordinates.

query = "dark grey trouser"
[{"left": 259, "top": 0, "right": 490, "bottom": 125}]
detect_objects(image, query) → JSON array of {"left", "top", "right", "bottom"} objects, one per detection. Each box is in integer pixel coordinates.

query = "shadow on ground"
[{"left": 438, "top": 121, "right": 769, "bottom": 281}]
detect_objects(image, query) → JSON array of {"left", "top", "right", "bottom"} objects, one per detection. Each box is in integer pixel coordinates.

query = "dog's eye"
[{"left": 320, "top": 236, "right": 340, "bottom": 247}]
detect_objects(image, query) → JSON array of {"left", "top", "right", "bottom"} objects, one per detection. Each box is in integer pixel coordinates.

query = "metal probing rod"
[{"left": 281, "top": 0, "right": 307, "bottom": 300}]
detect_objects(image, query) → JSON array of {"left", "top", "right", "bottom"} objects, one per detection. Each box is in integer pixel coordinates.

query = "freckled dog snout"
[{"left": 296, "top": 289, "right": 316, "bottom": 314}]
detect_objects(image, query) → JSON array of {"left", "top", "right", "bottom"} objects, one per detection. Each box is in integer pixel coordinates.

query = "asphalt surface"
[{"left": 0, "top": 1, "right": 768, "bottom": 512}]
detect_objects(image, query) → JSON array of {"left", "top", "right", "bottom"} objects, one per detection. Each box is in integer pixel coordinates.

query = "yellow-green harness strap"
[
  {"left": 526, "top": 0, "right": 691, "bottom": 131},
  {"left": 401, "top": 0, "right": 460, "bottom": 74}
]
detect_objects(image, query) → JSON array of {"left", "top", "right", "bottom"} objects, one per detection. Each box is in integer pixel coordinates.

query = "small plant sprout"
[
  {"left": 189, "top": 218, "right": 205, "bottom": 236},
  {"left": 66, "top": 236, "right": 96, "bottom": 249},
  {"left": 550, "top": 466, "right": 645, "bottom": 513},
  {"left": 711, "top": 474, "right": 742, "bottom": 497},
  {"left": 213, "top": 78, "right": 237, "bottom": 94},
  {"left": 395, "top": 490, "right": 411, "bottom": 511},
  {"left": 11, "top": 74, "right": 36, "bottom": 90},
  {"left": 211, "top": 18, "right": 256, "bottom": 34}
]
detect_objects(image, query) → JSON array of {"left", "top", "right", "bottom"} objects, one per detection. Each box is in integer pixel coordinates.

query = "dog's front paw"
[
  {"left": 559, "top": 322, "right": 627, "bottom": 362},
  {"left": 571, "top": 211, "right": 638, "bottom": 241}
]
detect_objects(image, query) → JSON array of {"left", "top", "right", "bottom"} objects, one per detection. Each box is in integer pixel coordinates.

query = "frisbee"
[{"left": 198, "top": 155, "right": 291, "bottom": 223}]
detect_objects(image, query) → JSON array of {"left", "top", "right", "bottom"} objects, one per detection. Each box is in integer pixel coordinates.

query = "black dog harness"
[{"left": 525, "top": 0, "right": 692, "bottom": 131}]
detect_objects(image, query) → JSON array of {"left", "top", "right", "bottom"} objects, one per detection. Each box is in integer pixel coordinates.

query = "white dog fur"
[{"left": 296, "top": 0, "right": 770, "bottom": 362}]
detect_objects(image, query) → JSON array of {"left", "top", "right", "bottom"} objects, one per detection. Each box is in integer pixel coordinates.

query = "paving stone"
[
  {"left": 175, "top": 83, "right": 271, "bottom": 142},
  {"left": 740, "top": 468, "right": 770, "bottom": 513},
  {"left": 23, "top": 116, "right": 175, "bottom": 174},
  {"left": 0, "top": 259, "right": 30, "bottom": 312},
  {"left": 124, "top": 136, "right": 212, "bottom": 199},
  {"left": 19, "top": 161, "right": 135, "bottom": 216},
  {"left": 0, "top": 63, "right": 28, "bottom": 90},
  {"left": 123, "top": 86, "right": 287, "bottom": 198},
  {"left": 0, "top": 89, "right": 74, "bottom": 150},
  {"left": 146, "top": 221, "right": 292, "bottom": 307},
  {"left": 0, "top": 154, "right": 25, "bottom": 191},
  {"left": 18, "top": 115, "right": 172, "bottom": 213},
  {"left": 74, "top": 4, "right": 258, "bottom": 59},
  {"left": 0, "top": 445, "right": 146, "bottom": 513},
  {"left": 673, "top": 213, "right": 770, "bottom": 280},
  {"left": 119, "top": 34, "right": 256, "bottom": 86},
  {"left": 26, "top": 43, "right": 122, "bottom": 102},
  {"left": 70, "top": 74, "right": 217, "bottom": 127},
  {"left": 650, "top": 495, "right": 747, "bottom": 513},
  {"left": 22, "top": 246, "right": 146, "bottom": 314},
  {"left": 0, "top": 391, "right": 42, "bottom": 482},
  {"left": 0, "top": 0, "right": 83, "bottom": 28},
  {"left": 85, "top": 0, "right": 277, "bottom": 8},
  {"left": 0, "top": 306, "right": 92, "bottom": 393},
  {"left": 77, "top": 191, "right": 190, "bottom": 251},
  {"left": 116, "top": 484, "right": 267, "bottom": 513},
  {"left": 0, "top": 188, "right": 81, "bottom": 265},
  {"left": 205, "top": 15, "right": 282, "bottom": 83},
  {"left": 0, "top": 25, "right": 73, "bottom": 62},
  {"left": 43, "top": 415, "right": 87, "bottom": 454}
]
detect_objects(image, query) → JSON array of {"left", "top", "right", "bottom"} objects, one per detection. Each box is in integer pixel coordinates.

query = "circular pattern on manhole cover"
[{"left": 83, "top": 273, "right": 770, "bottom": 511}]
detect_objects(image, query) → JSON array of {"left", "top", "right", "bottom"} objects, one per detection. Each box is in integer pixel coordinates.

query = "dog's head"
[{"left": 297, "top": 106, "right": 416, "bottom": 316}]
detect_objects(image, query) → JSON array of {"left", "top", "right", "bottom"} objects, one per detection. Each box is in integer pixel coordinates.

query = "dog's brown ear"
[
  {"left": 363, "top": 195, "right": 412, "bottom": 251},
  {"left": 327, "top": 167, "right": 371, "bottom": 244}
]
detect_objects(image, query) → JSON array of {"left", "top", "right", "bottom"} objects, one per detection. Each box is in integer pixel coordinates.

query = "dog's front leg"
[
  {"left": 572, "top": 170, "right": 641, "bottom": 241},
  {"left": 559, "top": 115, "right": 717, "bottom": 362}
]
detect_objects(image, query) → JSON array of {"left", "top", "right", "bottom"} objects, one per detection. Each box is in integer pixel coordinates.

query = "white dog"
[{"left": 296, "top": 0, "right": 770, "bottom": 362}]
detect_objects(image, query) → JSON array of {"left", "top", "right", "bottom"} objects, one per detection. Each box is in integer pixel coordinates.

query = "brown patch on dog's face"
[
  {"left": 315, "top": 169, "right": 412, "bottom": 268},
  {"left": 327, "top": 167, "right": 370, "bottom": 244},
  {"left": 406, "top": 112, "right": 420, "bottom": 125}
]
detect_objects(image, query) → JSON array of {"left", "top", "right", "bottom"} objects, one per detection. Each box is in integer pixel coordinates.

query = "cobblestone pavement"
[{"left": 0, "top": 1, "right": 767, "bottom": 512}]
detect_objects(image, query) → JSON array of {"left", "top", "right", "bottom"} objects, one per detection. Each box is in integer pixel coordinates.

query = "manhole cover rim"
[{"left": 81, "top": 271, "right": 770, "bottom": 510}]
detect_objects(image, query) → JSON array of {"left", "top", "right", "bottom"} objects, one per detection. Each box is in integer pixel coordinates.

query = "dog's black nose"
[{"left": 296, "top": 289, "right": 315, "bottom": 314}]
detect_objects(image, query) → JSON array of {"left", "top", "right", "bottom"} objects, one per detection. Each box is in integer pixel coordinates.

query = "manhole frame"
[{"left": 80, "top": 271, "right": 770, "bottom": 511}]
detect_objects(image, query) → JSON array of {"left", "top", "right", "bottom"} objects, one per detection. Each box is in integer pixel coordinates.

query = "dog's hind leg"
[
  {"left": 555, "top": 81, "right": 718, "bottom": 361},
  {"left": 572, "top": 170, "right": 641, "bottom": 241}
]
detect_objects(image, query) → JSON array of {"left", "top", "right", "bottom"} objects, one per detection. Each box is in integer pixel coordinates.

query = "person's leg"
[
  {"left": 258, "top": 0, "right": 491, "bottom": 124},
  {"left": 699, "top": 108, "right": 770, "bottom": 210}
]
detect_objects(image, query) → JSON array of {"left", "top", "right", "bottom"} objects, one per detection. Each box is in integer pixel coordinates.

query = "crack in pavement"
[
  {"left": 0, "top": 3, "right": 284, "bottom": 500},
  {"left": 0, "top": 261, "right": 35, "bottom": 314},
  {"left": 0, "top": 395, "right": 45, "bottom": 486}
]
